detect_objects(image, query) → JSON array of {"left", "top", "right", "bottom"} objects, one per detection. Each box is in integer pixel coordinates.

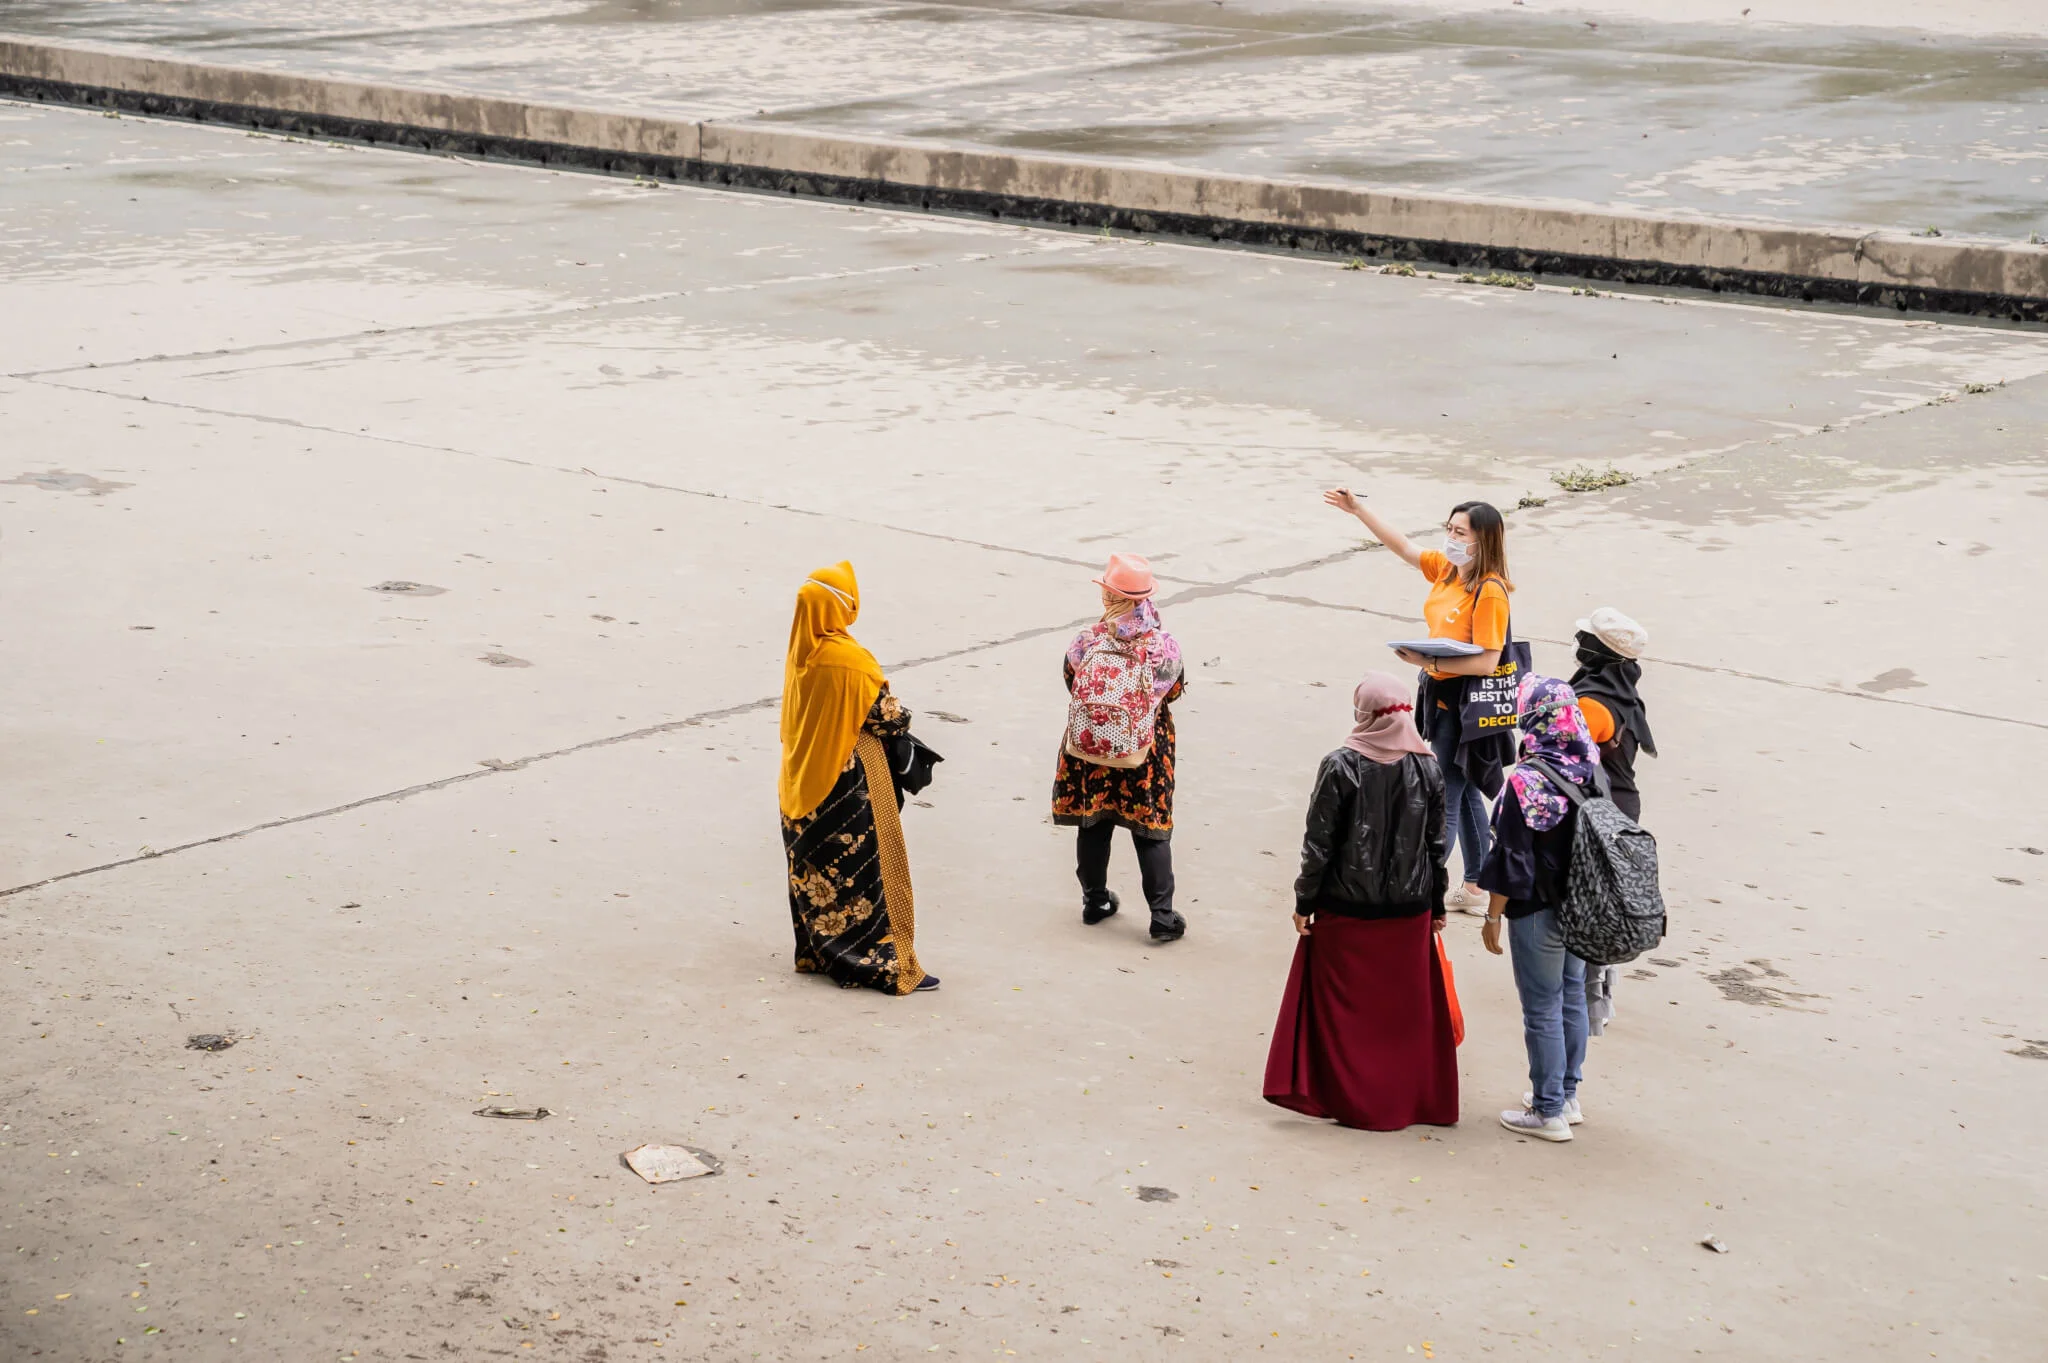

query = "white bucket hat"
[{"left": 1575, "top": 606, "right": 1648, "bottom": 659}]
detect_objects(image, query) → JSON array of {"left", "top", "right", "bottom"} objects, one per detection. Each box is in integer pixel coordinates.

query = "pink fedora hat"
[{"left": 1093, "top": 552, "right": 1155, "bottom": 599}]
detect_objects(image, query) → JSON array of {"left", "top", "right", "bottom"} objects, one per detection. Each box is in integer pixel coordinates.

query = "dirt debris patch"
[
  {"left": 5, "top": 468, "right": 131, "bottom": 495},
  {"left": 1706, "top": 958, "right": 1823, "bottom": 1010}
]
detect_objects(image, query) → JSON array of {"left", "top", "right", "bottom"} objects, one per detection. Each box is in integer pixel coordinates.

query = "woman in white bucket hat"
[
  {"left": 1568, "top": 607, "right": 1655, "bottom": 824},
  {"left": 1567, "top": 606, "right": 1655, "bottom": 1037}
]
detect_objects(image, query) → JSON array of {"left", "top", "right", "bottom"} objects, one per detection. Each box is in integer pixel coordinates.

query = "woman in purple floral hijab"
[
  {"left": 1475, "top": 674, "right": 1603, "bottom": 1144},
  {"left": 1504, "top": 674, "right": 1601, "bottom": 832}
]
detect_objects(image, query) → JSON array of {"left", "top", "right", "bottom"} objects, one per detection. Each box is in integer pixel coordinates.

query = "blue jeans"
[
  {"left": 1428, "top": 707, "right": 1490, "bottom": 884},
  {"left": 1508, "top": 908, "right": 1587, "bottom": 1119}
]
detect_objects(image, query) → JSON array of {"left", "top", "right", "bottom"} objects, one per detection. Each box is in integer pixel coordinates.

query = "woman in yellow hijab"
[{"left": 779, "top": 562, "right": 936, "bottom": 994}]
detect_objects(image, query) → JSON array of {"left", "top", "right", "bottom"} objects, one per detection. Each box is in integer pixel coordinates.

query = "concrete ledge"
[{"left": 6, "top": 33, "right": 2046, "bottom": 321}]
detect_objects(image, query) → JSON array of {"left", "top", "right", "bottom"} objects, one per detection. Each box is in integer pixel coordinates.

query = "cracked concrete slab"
[{"left": 2, "top": 91, "right": 2045, "bottom": 1362}]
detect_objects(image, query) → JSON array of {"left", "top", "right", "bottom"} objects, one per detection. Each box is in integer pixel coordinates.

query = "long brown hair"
[{"left": 1450, "top": 500, "right": 1511, "bottom": 593}]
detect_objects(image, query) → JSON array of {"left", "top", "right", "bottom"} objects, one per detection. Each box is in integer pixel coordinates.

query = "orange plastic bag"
[{"left": 1437, "top": 934, "right": 1466, "bottom": 1047}]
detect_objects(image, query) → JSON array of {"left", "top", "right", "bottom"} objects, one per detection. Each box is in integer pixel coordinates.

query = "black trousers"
[{"left": 1075, "top": 822, "right": 1175, "bottom": 918}]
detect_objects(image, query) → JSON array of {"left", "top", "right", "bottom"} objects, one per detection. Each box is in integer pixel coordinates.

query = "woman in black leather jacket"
[{"left": 1264, "top": 671, "right": 1460, "bottom": 1131}]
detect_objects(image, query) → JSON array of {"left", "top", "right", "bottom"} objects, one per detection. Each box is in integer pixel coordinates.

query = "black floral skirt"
[
  {"left": 782, "top": 734, "right": 923, "bottom": 995},
  {"left": 1051, "top": 704, "right": 1177, "bottom": 839}
]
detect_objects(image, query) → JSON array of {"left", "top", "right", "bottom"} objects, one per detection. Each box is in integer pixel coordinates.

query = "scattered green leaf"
[
  {"left": 1459, "top": 271, "right": 1535, "bottom": 290},
  {"left": 1551, "top": 463, "right": 1635, "bottom": 493}
]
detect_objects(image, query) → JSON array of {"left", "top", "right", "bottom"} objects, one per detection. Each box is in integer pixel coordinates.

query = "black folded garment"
[{"left": 887, "top": 733, "right": 945, "bottom": 796}]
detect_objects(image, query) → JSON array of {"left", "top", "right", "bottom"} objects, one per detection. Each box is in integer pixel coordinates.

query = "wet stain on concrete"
[
  {"left": 368, "top": 580, "right": 447, "bottom": 596},
  {"left": 1857, "top": 667, "right": 1926, "bottom": 693},
  {"left": 4, "top": 468, "right": 132, "bottom": 495},
  {"left": 480, "top": 651, "right": 533, "bottom": 667},
  {"left": 1021, "top": 260, "right": 1183, "bottom": 286},
  {"left": 2008, "top": 1040, "right": 2048, "bottom": 1060},
  {"left": 1707, "top": 958, "right": 1822, "bottom": 1010}
]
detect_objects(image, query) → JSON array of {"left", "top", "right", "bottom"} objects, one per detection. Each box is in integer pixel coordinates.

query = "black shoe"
[
  {"left": 913, "top": 974, "right": 941, "bottom": 992},
  {"left": 1082, "top": 891, "right": 1120, "bottom": 926},
  {"left": 1149, "top": 910, "right": 1187, "bottom": 942}
]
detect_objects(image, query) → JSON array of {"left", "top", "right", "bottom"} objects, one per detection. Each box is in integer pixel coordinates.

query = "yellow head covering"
[{"left": 778, "top": 562, "right": 887, "bottom": 820}]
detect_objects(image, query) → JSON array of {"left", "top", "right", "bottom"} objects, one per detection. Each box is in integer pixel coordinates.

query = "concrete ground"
[
  {"left": 3, "top": 97, "right": 2047, "bottom": 1362},
  {"left": 6, "top": 0, "right": 2048, "bottom": 239}
]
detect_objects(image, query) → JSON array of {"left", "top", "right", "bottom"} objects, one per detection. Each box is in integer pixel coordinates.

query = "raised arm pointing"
[{"left": 1323, "top": 487, "right": 1423, "bottom": 569}]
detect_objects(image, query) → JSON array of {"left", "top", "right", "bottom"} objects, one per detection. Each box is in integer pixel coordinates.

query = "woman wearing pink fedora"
[{"left": 1052, "top": 553, "right": 1188, "bottom": 942}]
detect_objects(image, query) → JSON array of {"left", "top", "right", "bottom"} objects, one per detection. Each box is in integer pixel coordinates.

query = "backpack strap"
[{"left": 1521, "top": 756, "right": 1590, "bottom": 808}]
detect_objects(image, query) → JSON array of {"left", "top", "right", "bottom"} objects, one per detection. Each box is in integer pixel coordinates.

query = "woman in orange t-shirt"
[{"left": 1324, "top": 490, "right": 1514, "bottom": 909}]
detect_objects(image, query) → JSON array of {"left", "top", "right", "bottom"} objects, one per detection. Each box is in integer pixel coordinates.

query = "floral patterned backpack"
[{"left": 1063, "top": 628, "right": 1162, "bottom": 768}]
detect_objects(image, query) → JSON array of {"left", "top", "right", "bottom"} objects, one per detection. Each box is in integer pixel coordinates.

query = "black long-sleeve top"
[
  {"left": 1475, "top": 782, "right": 1579, "bottom": 920},
  {"left": 1294, "top": 750, "right": 1447, "bottom": 920}
]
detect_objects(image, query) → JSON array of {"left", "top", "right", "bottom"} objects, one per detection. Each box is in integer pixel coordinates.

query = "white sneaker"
[
  {"left": 1448, "top": 884, "right": 1488, "bottom": 915},
  {"left": 1500, "top": 1108, "right": 1573, "bottom": 1142},
  {"left": 1522, "top": 1092, "right": 1584, "bottom": 1125}
]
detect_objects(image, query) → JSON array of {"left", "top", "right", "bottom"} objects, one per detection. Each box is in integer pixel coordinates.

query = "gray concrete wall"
[{"left": 6, "top": 32, "right": 2047, "bottom": 320}]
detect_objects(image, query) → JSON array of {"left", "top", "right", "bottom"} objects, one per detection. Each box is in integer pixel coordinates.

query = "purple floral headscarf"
[
  {"left": 1508, "top": 673, "right": 1600, "bottom": 831},
  {"left": 1066, "top": 599, "right": 1183, "bottom": 698}
]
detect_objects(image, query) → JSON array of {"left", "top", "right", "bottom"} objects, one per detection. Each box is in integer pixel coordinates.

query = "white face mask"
[{"left": 1442, "top": 536, "right": 1474, "bottom": 566}]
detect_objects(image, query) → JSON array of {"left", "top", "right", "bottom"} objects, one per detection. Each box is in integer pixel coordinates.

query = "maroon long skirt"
[{"left": 1263, "top": 913, "right": 1460, "bottom": 1130}]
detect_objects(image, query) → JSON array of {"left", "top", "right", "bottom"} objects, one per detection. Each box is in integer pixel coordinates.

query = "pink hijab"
[{"left": 1342, "top": 671, "right": 1432, "bottom": 764}]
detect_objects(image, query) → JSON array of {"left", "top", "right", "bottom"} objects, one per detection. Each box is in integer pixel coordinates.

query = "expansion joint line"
[
  {"left": 20, "top": 373, "right": 1110, "bottom": 575},
  {"left": 12, "top": 554, "right": 2032, "bottom": 904},
  {"left": 2, "top": 249, "right": 1037, "bottom": 385},
  {"left": 1241, "top": 588, "right": 2048, "bottom": 733},
  {"left": 0, "top": 613, "right": 1097, "bottom": 903}
]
